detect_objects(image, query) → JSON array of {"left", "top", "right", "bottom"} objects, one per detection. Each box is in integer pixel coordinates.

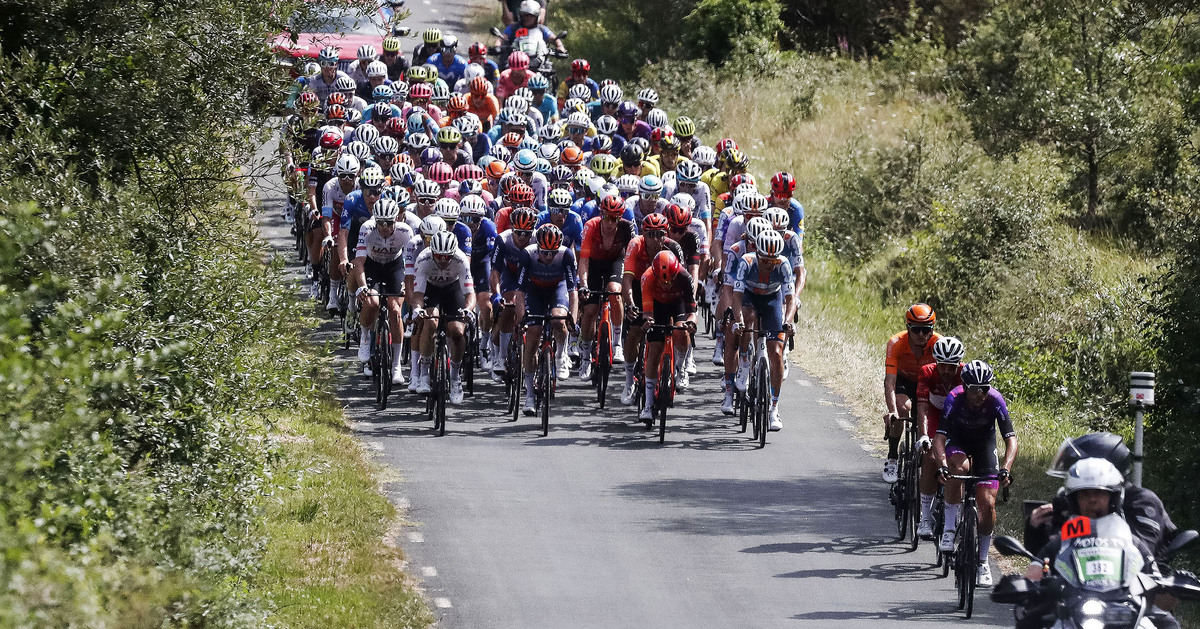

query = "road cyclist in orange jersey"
[{"left": 882, "top": 303, "right": 942, "bottom": 483}]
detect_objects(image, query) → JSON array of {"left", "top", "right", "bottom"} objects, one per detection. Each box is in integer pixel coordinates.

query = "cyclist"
[
  {"left": 768, "top": 171, "right": 806, "bottom": 234},
  {"left": 883, "top": 303, "right": 942, "bottom": 483},
  {"left": 662, "top": 159, "right": 712, "bottom": 233},
  {"left": 467, "top": 76, "right": 501, "bottom": 130},
  {"left": 913, "top": 336, "right": 965, "bottom": 539},
  {"left": 413, "top": 29, "right": 444, "bottom": 67},
  {"left": 578, "top": 194, "right": 636, "bottom": 379},
  {"left": 309, "top": 47, "right": 351, "bottom": 105},
  {"left": 933, "top": 360, "right": 1018, "bottom": 587},
  {"left": 730, "top": 230, "right": 795, "bottom": 431},
  {"left": 635, "top": 88, "right": 658, "bottom": 121},
  {"left": 620, "top": 214, "right": 686, "bottom": 403},
  {"left": 304, "top": 126, "right": 344, "bottom": 298},
  {"left": 467, "top": 42, "right": 500, "bottom": 86},
  {"left": 616, "top": 102, "right": 651, "bottom": 142},
  {"left": 379, "top": 36, "right": 409, "bottom": 81},
  {"left": 339, "top": 165, "right": 388, "bottom": 308},
  {"left": 461, "top": 195, "right": 499, "bottom": 370},
  {"left": 625, "top": 175, "right": 662, "bottom": 226},
  {"left": 673, "top": 116, "right": 701, "bottom": 158},
  {"left": 638, "top": 250, "right": 698, "bottom": 421},
  {"left": 351, "top": 199, "right": 413, "bottom": 382},
  {"left": 280, "top": 92, "right": 323, "bottom": 222},
  {"left": 320, "top": 153, "right": 361, "bottom": 312},
  {"left": 404, "top": 215, "right": 447, "bottom": 389},
  {"left": 642, "top": 135, "right": 681, "bottom": 178},
  {"left": 538, "top": 188, "right": 584, "bottom": 250},
  {"left": 428, "top": 35, "right": 468, "bottom": 85},
  {"left": 517, "top": 224, "right": 579, "bottom": 412},
  {"left": 557, "top": 59, "right": 600, "bottom": 110},
  {"left": 356, "top": 61, "right": 392, "bottom": 102},
  {"left": 490, "top": 208, "right": 537, "bottom": 381},
  {"left": 664, "top": 203, "right": 705, "bottom": 289},
  {"left": 411, "top": 229, "right": 477, "bottom": 404},
  {"left": 497, "top": 52, "right": 532, "bottom": 102}
]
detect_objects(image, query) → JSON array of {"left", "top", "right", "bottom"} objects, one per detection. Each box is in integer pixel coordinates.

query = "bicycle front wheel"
[
  {"left": 908, "top": 449, "right": 922, "bottom": 551},
  {"left": 961, "top": 505, "right": 978, "bottom": 617},
  {"left": 657, "top": 368, "right": 672, "bottom": 444},
  {"left": 435, "top": 349, "right": 448, "bottom": 436},
  {"left": 894, "top": 441, "right": 910, "bottom": 540},
  {"left": 538, "top": 348, "right": 551, "bottom": 436},
  {"left": 756, "top": 359, "right": 769, "bottom": 448},
  {"left": 596, "top": 323, "right": 611, "bottom": 408}
]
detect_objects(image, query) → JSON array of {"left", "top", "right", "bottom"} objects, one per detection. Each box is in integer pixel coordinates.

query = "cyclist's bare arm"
[
  {"left": 1000, "top": 435, "right": 1018, "bottom": 480},
  {"left": 577, "top": 256, "right": 590, "bottom": 291},
  {"left": 621, "top": 271, "right": 634, "bottom": 308},
  {"left": 883, "top": 373, "right": 899, "bottom": 416},
  {"left": 914, "top": 400, "right": 929, "bottom": 438}
]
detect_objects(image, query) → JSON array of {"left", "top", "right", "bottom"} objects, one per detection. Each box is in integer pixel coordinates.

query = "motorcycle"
[
  {"left": 991, "top": 516, "right": 1200, "bottom": 628},
  {"left": 488, "top": 25, "right": 568, "bottom": 88}
]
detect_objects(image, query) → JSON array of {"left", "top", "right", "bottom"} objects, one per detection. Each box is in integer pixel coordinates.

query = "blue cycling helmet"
[
  {"left": 527, "top": 74, "right": 550, "bottom": 91},
  {"left": 513, "top": 148, "right": 537, "bottom": 172},
  {"left": 371, "top": 102, "right": 393, "bottom": 121},
  {"left": 549, "top": 164, "right": 573, "bottom": 184},
  {"left": 489, "top": 144, "right": 512, "bottom": 162},
  {"left": 961, "top": 360, "right": 995, "bottom": 387},
  {"left": 372, "top": 84, "right": 395, "bottom": 103},
  {"left": 519, "top": 136, "right": 540, "bottom": 152},
  {"left": 534, "top": 158, "right": 552, "bottom": 175},
  {"left": 407, "top": 112, "right": 426, "bottom": 135},
  {"left": 420, "top": 147, "right": 443, "bottom": 166}
]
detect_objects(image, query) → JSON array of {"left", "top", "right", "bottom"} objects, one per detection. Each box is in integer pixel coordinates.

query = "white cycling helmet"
[
  {"left": 744, "top": 216, "right": 772, "bottom": 244},
  {"left": 334, "top": 75, "right": 357, "bottom": 92},
  {"left": 537, "top": 143, "right": 560, "bottom": 164},
  {"left": 598, "top": 83, "right": 622, "bottom": 104},
  {"left": 670, "top": 193, "right": 696, "bottom": 212},
  {"left": 505, "top": 95, "right": 528, "bottom": 111},
  {"left": 366, "top": 60, "right": 387, "bottom": 78},
  {"left": 692, "top": 145, "right": 717, "bottom": 168},
  {"left": 755, "top": 229, "right": 785, "bottom": 258},
  {"left": 547, "top": 188, "right": 573, "bottom": 209},
  {"left": 568, "top": 83, "right": 592, "bottom": 102},
  {"left": 373, "top": 199, "right": 401, "bottom": 221},
  {"left": 373, "top": 135, "right": 400, "bottom": 155},
  {"left": 414, "top": 178, "right": 442, "bottom": 199},
  {"left": 333, "top": 154, "right": 361, "bottom": 177},
  {"left": 357, "top": 44, "right": 377, "bottom": 60},
  {"left": 615, "top": 174, "right": 639, "bottom": 196},
  {"left": 460, "top": 194, "right": 487, "bottom": 216},
  {"left": 359, "top": 166, "right": 386, "bottom": 187},
  {"left": 932, "top": 336, "right": 966, "bottom": 364},
  {"left": 434, "top": 197, "right": 461, "bottom": 223},
  {"left": 646, "top": 108, "right": 669, "bottom": 129},
  {"left": 763, "top": 207, "right": 790, "bottom": 231},
  {"left": 638, "top": 174, "right": 663, "bottom": 197},
  {"left": 538, "top": 123, "right": 562, "bottom": 143},
  {"left": 566, "top": 111, "right": 590, "bottom": 130},
  {"left": 429, "top": 230, "right": 459, "bottom": 255},
  {"left": 420, "top": 215, "right": 447, "bottom": 237},
  {"left": 676, "top": 159, "right": 703, "bottom": 183},
  {"left": 637, "top": 87, "right": 659, "bottom": 105},
  {"left": 353, "top": 124, "right": 380, "bottom": 146},
  {"left": 595, "top": 115, "right": 618, "bottom": 136},
  {"left": 345, "top": 141, "right": 372, "bottom": 162}
]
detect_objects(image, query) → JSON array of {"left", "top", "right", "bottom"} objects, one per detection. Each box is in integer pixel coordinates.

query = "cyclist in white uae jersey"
[
  {"left": 411, "top": 231, "right": 477, "bottom": 404},
  {"left": 353, "top": 199, "right": 414, "bottom": 383}
]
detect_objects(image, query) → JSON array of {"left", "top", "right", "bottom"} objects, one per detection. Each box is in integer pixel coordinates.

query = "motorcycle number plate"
[{"left": 1084, "top": 560, "right": 1116, "bottom": 577}]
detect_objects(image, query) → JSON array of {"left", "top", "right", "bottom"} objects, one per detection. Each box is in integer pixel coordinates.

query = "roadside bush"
[{"left": 683, "top": 0, "right": 784, "bottom": 66}]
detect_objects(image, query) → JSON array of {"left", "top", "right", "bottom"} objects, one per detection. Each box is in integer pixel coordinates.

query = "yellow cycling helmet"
[
  {"left": 423, "top": 28, "right": 443, "bottom": 45},
  {"left": 673, "top": 116, "right": 695, "bottom": 137},
  {"left": 589, "top": 153, "right": 619, "bottom": 177},
  {"left": 382, "top": 37, "right": 401, "bottom": 53}
]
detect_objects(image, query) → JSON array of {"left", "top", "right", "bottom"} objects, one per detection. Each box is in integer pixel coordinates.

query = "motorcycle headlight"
[
  {"left": 1080, "top": 599, "right": 1105, "bottom": 616},
  {"left": 1071, "top": 599, "right": 1136, "bottom": 627}
]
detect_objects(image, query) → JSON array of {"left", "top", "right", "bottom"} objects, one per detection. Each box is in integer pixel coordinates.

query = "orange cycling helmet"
[
  {"left": 448, "top": 93, "right": 469, "bottom": 114},
  {"left": 509, "top": 182, "right": 535, "bottom": 206},
  {"left": 485, "top": 159, "right": 509, "bottom": 180},
  {"left": 470, "top": 76, "right": 489, "bottom": 95},
  {"left": 561, "top": 145, "right": 583, "bottom": 165},
  {"left": 906, "top": 303, "right": 936, "bottom": 326},
  {"left": 536, "top": 224, "right": 564, "bottom": 251},
  {"left": 511, "top": 207, "right": 537, "bottom": 231},
  {"left": 652, "top": 250, "right": 682, "bottom": 283},
  {"left": 600, "top": 194, "right": 625, "bottom": 217},
  {"left": 501, "top": 131, "right": 524, "bottom": 149}
]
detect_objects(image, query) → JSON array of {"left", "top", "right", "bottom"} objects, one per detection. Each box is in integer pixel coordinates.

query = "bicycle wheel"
[
  {"left": 538, "top": 348, "right": 551, "bottom": 436},
  {"left": 318, "top": 250, "right": 331, "bottom": 306},
  {"left": 436, "top": 342, "right": 448, "bottom": 436},
  {"left": 908, "top": 449, "right": 922, "bottom": 551},
  {"left": 933, "top": 490, "right": 949, "bottom": 576},
  {"left": 595, "top": 321, "right": 611, "bottom": 408},
  {"left": 372, "top": 329, "right": 385, "bottom": 410},
  {"left": 508, "top": 334, "right": 522, "bottom": 422},
  {"left": 738, "top": 387, "right": 749, "bottom": 433},
  {"left": 657, "top": 356, "right": 672, "bottom": 444},
  {"left": 960, "top": 504, "right": 978, "bottom": 617},
  {"left": 756, "top": 358, "right": 769, "bottom": 448},
  {"left": 464, "top": 322, "right": 476, "bottom": 396},
  {"left": 379, "top": 319, "right": 393, "bottom": 410}
]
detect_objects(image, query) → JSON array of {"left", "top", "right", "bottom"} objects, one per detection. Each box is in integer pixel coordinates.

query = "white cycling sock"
[
  {"left": 978, "top": 534, "right": 992, "bottom": 562},
  {"left": 581, "top": 340, "right": 593, "bottom": 359},
  {"left": 391, "top": 343, "right": 403, "bottom": 370},
  {"left": 361, "top": 327, "right": 371, "bottom": 348},
  {"left": 410, "top": 349, "right": 420, "bottom": 372},
  {"left": 449, "top": 361, "right": 460, "bottom": 382},
  {"left": 645, "top": 378, "right": 657, "bottom": 408},
  {"left": 920, "top": 493, "right": 935, "bottom": 522},
  {"left": 499, "top": 332, "right": 512, "bottom": 362},
  {"left": 524, "top": 372, "right": 535, "bottom": 397},
  {"left": 674, "top": 347, "right": 687, "bottom": 371},
  {"left": 944, "top": 503, "right": 961, "bottom": 533}
]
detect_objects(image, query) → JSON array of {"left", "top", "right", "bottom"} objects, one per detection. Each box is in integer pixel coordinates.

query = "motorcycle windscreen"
[{"left": 1054, "top": 515, "right": 1145, "bottom": 593}]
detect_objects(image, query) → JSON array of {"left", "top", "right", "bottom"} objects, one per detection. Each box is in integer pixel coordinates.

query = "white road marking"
[
  {"left": 798, "top": 379, "right": 813, "bottom": 386},
  {"left": 367, "top": 441, "right": 385, "bottom": 451},
  {"left": 421, "top": 566, "right": 438, "bottom": 577},
  {"left": 408, "top": 531, "right": 424, "bottom": 543},
  {"left": 434, "top": 597, "right": 453, "bottom": 608}
]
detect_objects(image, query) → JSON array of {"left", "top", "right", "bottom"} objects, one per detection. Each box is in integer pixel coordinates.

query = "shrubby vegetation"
[{"left": 0, "top": 0, "right": 427, "bottom": 625}]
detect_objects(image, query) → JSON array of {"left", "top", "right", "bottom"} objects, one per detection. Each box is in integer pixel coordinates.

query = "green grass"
[{"left": 255, "top": 398, "right": 433, "bottom": 629}]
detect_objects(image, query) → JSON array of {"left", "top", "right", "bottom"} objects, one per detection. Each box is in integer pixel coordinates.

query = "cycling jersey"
[
  {"left": 427, "top": 53, "right": 468, "bottom": 85},
  {"left": 536, "top": 208, "right": 584, "bottom": 250},
  {"left": 533, "top": 93, "right": 557, "bottom": 123},
  {"left": 467, "top": 93, "right": 501, "bottom": 127},
  {"left": 496, "top": 69, "right": 530, "bottom": 102},
  {"left": 412, "top": 247, "right": 474, "bottom": 294},
  {"left": 640, "top": 267, "right": 697, "bottom": 314},
  {"left": 362, "top": 103, "right": 402, "bottom": 123},
  {"left": 662, "top": 181, "right": 713, "bottom": 223},
  {"left": 733, "top": 254, "right": 795, "bottom": 297},
  {"left": 380, "top": 52, "right": 409, "bottom": 81},
  {"left": 469, "top": 217, "right": 498, "bottom": 290},
  {"left": 722, "top": 240, "right": 750, "bottom": 277},
  {"left": 938, "top": 386, "right": 1015, "bottom": 475},
  {"left": 669, "top": 229, "right": 703, "bottom": 267},
  {"left": 491, "top": 230, "right": 532, "bottom": 292},
  {"left": 623, "top": 236, "right": 685, "bottom": 280},
  {"left": 580, "top": 217, "right": 636, "bottom": 262},
  {"left": 884, "top": 330, "right": 943, "bottom": 381},
  {"left": 717, "top": 214, "right": 746, "bottom": 257},
  {"left": 403, "top": 238, "right": 426, "bottom": 277},
  {"left": 320, "top": 178, "right": 356, "bottom": 229},
  {"left": 519, "top": 244, "right": 577, "bottom": 291},
  {"left": 307, "top": 70, "right": 351, "bottom": 105},
  {"left": 340, "top": 190, "right": 373, "bottom": 230},
  {"left": 555, "top": 76, "right": 599, "bottom": 107},
  {"left": 916, "top": 363, "right": 962, "bottom": 412},
  {"left": 782, "top": 230, "right": 804, "bottom": 272},
  {"left": 615, "top": 120, "right": 651, "bottom": 142},
  {"left": 448, "top": 221, "right": 473, "bottom": 256},
  {"left": 356, "top": 218, "right": 414, "bottom": 264},
  {"left": 624, "top": 196, "right": 660, "bottom": 227}
]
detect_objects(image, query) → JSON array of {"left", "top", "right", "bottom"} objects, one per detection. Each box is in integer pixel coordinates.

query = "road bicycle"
[
  {"left": 890, "top": 414, "right": 922, "bottom": 548},
  {"left": 365, "top": 284, "right": 404, "bottom": 412},
  {"left": 733, "top": 326, "right": 771, "bottom": 449},
  {"left": 421, "top": 309, "right": 470, "bottom": 436},
  {"left": 944, "top": 465, "right": 1009, "bottom": 619},
  {"left": 644, "top": 320, "right": 693, "bottom": 444},
  {"left": 588, "top": 288, "right": 622, "bottom": 409},
  {"left": 525, "top": 310, "right": 571, "bottom": 436}
]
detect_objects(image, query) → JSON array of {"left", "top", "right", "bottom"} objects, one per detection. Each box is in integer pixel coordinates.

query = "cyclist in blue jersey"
[
  {"left": 537, "top": 189, "right": 584, "bottom": 250},
  {"left": 730, "top": 229, "right": 796, "bottom": 431},
  {"left": 428, "top": 36, "right": 468, "bottom": 85},
  {"left": 933, "top": 360, "right": 1017, "bottom": 587},
  {"left": 340, "top": 167, "right": 387, "bottom": 306},
  {"left": 462, "top": 195, "right": 500, "bottom": 370},
  {"left": 527, "top": 74, "right": 558, "bottom": 124},
  {"left": 489, "top": 208, "right": 537, "bottom": 380},
  {"left": 517, "top": 224, "right": 579, "bottom": 414}
]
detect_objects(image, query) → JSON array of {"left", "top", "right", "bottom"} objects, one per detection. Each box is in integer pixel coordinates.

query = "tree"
[{"left": 952, "top": 0, "right": 1183, "bottom": 222}]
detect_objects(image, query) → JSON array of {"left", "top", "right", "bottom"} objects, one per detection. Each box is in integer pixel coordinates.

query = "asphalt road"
[{"left": 248, "top": 1, "right": 1012, "bottom": 626}]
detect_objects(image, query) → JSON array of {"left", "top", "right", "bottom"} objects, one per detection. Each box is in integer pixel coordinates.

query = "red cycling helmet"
[
  {"left": 410, "top": 83, "right": 432, "bottom": 99},
  {"left": 729, "top": 173, "right": 757, "bottom": 190},
  {"left": 511, "top": 207, "right": 537, "bottom": 231},
  {"left": 508, "top": 51, "right": 530, "bottom": 70},
  {"left": 770, "top": 171, "right": 796, "bottom": 197},
  {"left": 715, "top": 138, "right": 738, "bottom": 155},
  {"left": 652, "top": 250, "right": 682, "bottom": 283},
  {"left": 326, "top": 92, "right": 348, "bottom": 107},
  {"left": 325, "top": 103, "right": 348, "bottom": 121},
  {"left": 650, "top": 127, "right": 675, "bottom": 146},
  {"left": 454, "top": 164, "right": 484, "bottom": 181},
  {"left": 536, "top": 224, "right": 564, "bottom": 251},
  {"left": 664, "top": 203, "right": 692, "bottom": 229},
  {"left": 571, "top": 58, "right": 590, "bottom": 75},
  {"left": 509, "top": 182, "right": 535, "bottom": 206},
  {"left": 297, "top": 91, "right": 319, "bottom": 108},
  {"left": 384, "top": 117, "right": 406, "bottom": 137},
  {"left": 906, "top": 303, "right": 936, "bottom": 327},
  {"left": 501, "top": 131, "right": 523, "bottom": 149},
  {"left": 642, "top": 213, "right": 668, "bottom": 232},
  {"left": 319, "top": 127, "right": 344, "bottom": 150},
  {"left": 469, "top": 42, "right": 488, "bottom": 57},
  {"left": 428, "top": 162, "right": 453, "bottom": 184},
  {"left": 600, "top": 194, "right": 625, "bottom": 217},
  {"left": 498, "top": 172, "right": 521, "bottom": 196}
]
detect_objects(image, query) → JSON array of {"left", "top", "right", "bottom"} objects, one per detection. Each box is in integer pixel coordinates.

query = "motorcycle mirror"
[
  {"left": 488, "top": 46, "right": 502, "bottom": 55},
  {"left": 1165, "top": 530, "right": 1199, "bottom": 560},
  {"left": 392, "top": 26, "right": 411, "bottom": 37},
  {"left": 557, "top": 30, "right": 569, "bottom": 39},
  {"left": 994, "top": 535, "right": 1038, "bottom": 560},
  {"left": 490, "top": 26, "right": 503, "bottom": 37},
  {"left": 990, "top": 575, "right": 1037, "bottom": 604}
]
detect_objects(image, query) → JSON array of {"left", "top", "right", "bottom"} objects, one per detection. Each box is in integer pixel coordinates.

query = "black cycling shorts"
[
  {"left": 583, "top": 259, "right": 623, "bottom": 306},
  {"left": 647, "top": 301, "right": 691, "bottom": 343},
  {"left": 896, "top": 374, "right": 918, "bottom": 401},
  {"left": 423, "top": 284, "right": 466, "bottom": 316},
  {"left": 944, "top": 436, "right": 1001, "bottom": 478},
  {"left": 364, "top": 257, "right": 405, "bottom": 297}
]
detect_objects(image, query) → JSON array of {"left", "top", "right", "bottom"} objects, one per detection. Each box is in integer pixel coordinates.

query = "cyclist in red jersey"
[
  {"left": 577, "top": 193, "right": 636, "bottom": 380},
  {"left": 914, "top": 336, "right": 965, "bottom": 538},
  {"left": 620, "top": 214, "right": 686, "bottom": 405},
  {"left": 639, "top": 250, "right": 697, "bottom": 421},
  {"left": 883, "top": 303, "right": 942, "bottom": 483}
]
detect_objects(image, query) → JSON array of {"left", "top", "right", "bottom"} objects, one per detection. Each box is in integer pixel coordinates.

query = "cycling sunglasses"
[
  {"left": 645, "top": 230, "right": 665, "bottom": 239},
  {"left": 377, "top": 219, "right": 395, "bottom": 227},
  {"left": 417, "top": 196, "right": 438, "bottom": 204},
  {"left": 433, "top": 253, "right": 454, "bottom": 262},
  {"left": 909, "top": 325, "right": 934, "bottom": 335},
  {"left": 514, "top": 229, "right": 533, "bottom": 238},
  {"left": 965, "top": 384, "right": 991, "bottom": 393},
  {"left": 338, "top": 174, "right": 356, "bottom": 181},
  {"left": 364, "top": 186, "right": 384, "bottom": 196},
  {"left": 376, "top": 153, "right": 396, "bottom": 160}
]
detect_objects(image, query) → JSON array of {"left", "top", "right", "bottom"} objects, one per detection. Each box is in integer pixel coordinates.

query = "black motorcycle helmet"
[{"left": 1047, "top": 432, "right": 1133, "bottom": 479}]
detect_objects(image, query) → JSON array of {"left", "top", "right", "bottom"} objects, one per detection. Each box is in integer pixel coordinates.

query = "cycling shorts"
[
  {"left": 498, "top": 268, "right": 521, "bottom": 294},
  {"left": 524, "top": 284, "right": 569, "bottom": 319},
  {"left": 647, "top": 301, "right": 691, "bottom": 343},
  {"left": 583, "top": 259, "right": 623, "bottom": 305},
  {"left": 895, "top": 374, "right": 918, "bottom": 401},
  {"left": 945, "top": 437, "right": 1001, "bottom": 483},
  {"left": 742, "top": 291, "right": 784, "bottom": 336},
  {"left": 471, "top": 262, "right": 491, "bottom": 294},
  {"left": 365, "top": 257, "right": 405, "bottom": 297},
  {"left": 422, "top": 283, "right": 466, "bottom": 315}
]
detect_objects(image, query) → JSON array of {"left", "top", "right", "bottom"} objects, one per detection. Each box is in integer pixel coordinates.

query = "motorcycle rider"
[
  {"left": 1019, "top": 458, "right": 1181, "bottom": 629},
  {"left": 496, "top": 1, "right": 566, "bottom": 55}
]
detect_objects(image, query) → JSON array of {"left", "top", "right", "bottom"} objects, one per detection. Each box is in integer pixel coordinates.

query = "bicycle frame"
[{"left": 645, "top": 321, "right": 691, "bottom": 443}]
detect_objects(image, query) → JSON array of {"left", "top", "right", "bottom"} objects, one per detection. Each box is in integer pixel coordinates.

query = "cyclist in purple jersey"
[
  {"left": 933, "top": 360, "right": 1018, "bottom": 587},
  {"left": 489, "top": 208, "right": 537, "bottom": 380},
  {"left": 516, "top": 224, "right": 579, "bottom": 413}
]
